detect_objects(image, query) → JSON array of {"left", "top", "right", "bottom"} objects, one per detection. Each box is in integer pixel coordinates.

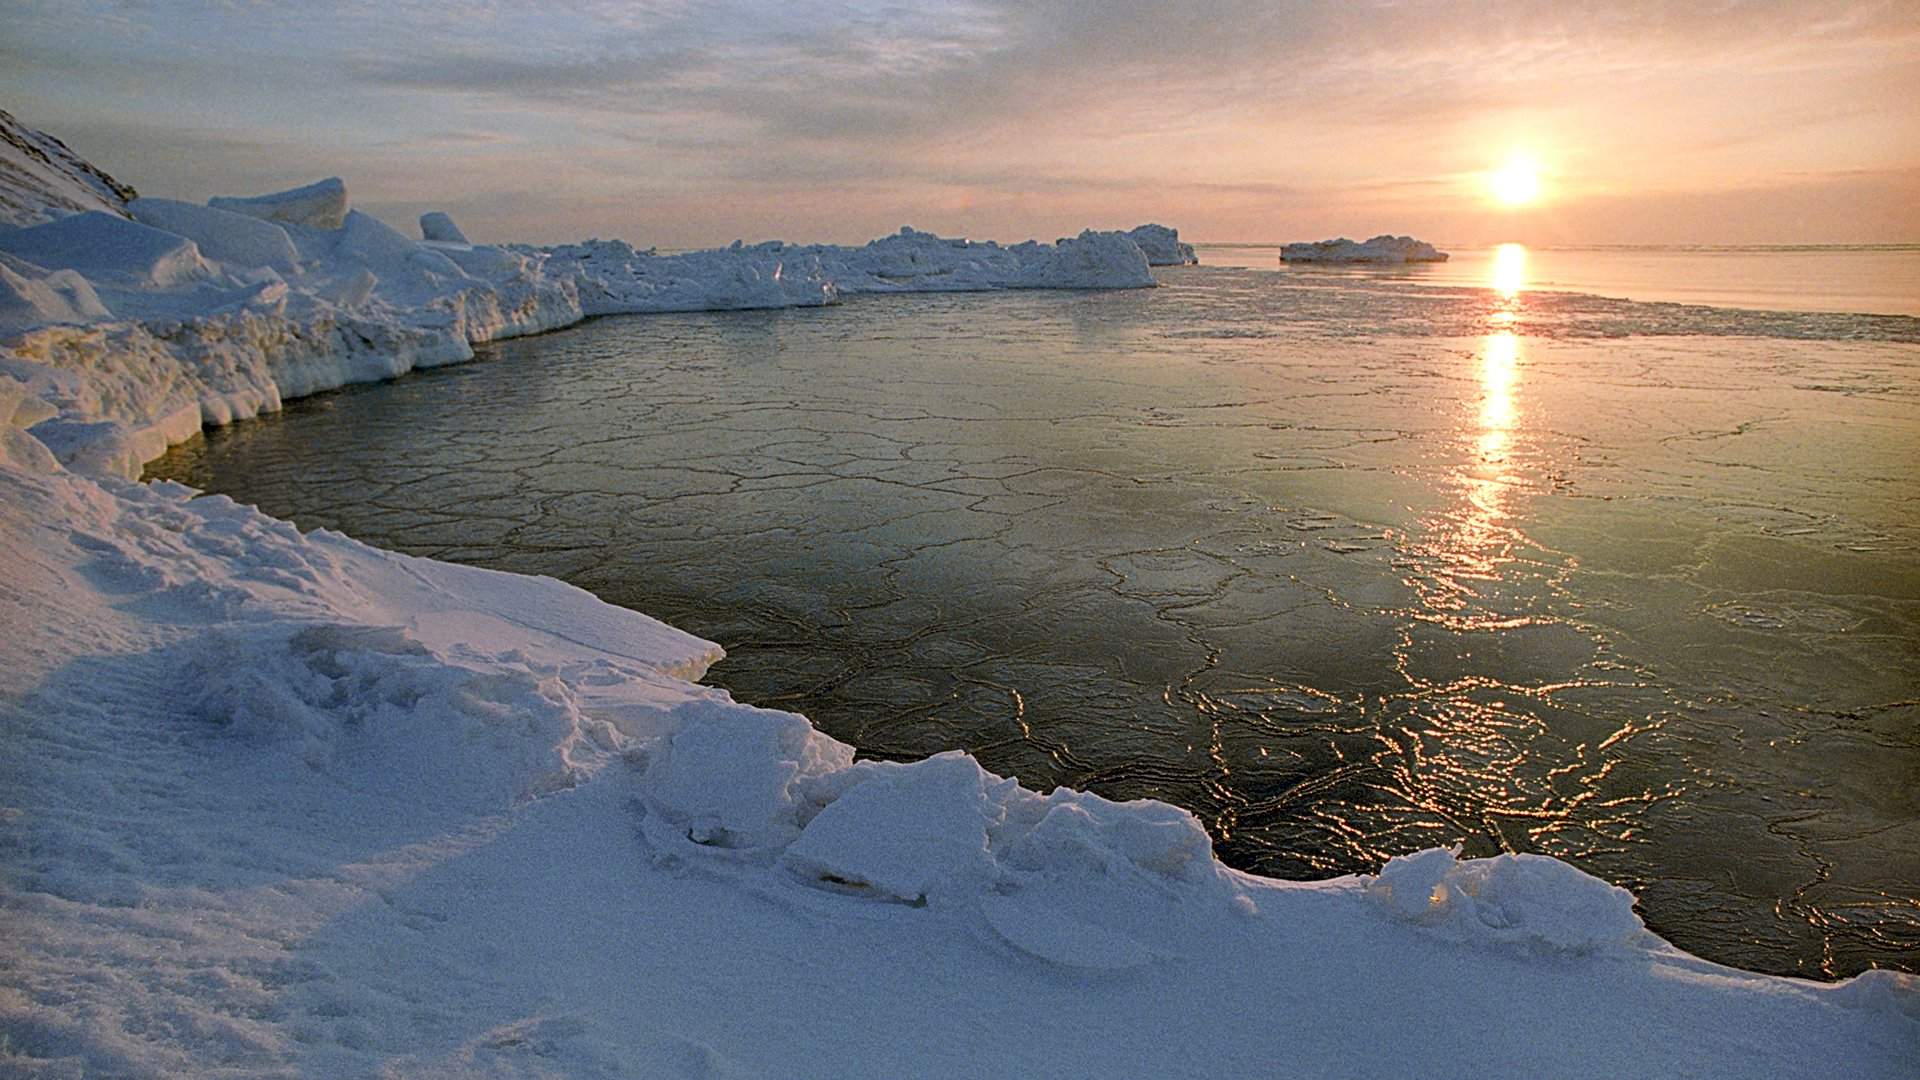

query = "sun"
[{"left": 1488, "top": 155, "right": 1543, "bottom": 207}]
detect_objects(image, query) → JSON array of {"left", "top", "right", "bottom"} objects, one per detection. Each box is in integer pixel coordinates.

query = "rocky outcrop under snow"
[{"left": 0, "top": 108, "right": 136, "bottom": 227}]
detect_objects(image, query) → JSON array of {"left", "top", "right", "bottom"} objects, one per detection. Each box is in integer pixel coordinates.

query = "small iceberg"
[
  {"left": 1281, "top": 235, "right": 1448, "bottom": 263},
  {"left": 1125, "top": 223, "right": 1199, "bottom": 266}
]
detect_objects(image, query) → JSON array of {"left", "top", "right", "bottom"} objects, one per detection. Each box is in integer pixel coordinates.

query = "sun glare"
[
  {"left": 1488, "top": 155, "right": 1542, "bottom": 207},
  {"left": 1491, "top": 242, "right": 1527, "bottom": 300}
]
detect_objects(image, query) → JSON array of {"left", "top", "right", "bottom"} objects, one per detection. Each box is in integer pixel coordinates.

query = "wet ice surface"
[{"left": 148, "top": 267, "right": 1920, "bottom": 979}]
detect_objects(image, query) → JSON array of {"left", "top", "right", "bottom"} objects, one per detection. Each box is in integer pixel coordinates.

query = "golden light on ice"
[{"left": 1488, "top": 155, "right": 1543, "bottom": 207}]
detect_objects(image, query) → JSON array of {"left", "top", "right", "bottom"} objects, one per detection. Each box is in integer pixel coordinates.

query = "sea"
[{"left": 147, "top": 243, "right": 1920, "bottom": 979}]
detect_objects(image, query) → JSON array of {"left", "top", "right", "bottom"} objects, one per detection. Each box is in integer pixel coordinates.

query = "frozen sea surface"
[{"left": 150, "top": 260, "right": 1920, "bottom": 979}]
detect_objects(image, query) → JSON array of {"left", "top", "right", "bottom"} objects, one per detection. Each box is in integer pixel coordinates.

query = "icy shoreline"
[
  {"left": 3, "top": 177, "right": 1169, "bottom": 480},
  {"left": 2, "top": 119, "right": 1916, "bottom": 1077}
]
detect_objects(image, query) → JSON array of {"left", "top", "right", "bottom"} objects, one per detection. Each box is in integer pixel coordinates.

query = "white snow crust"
[
  {"left": 2, "top": 114, "right": 1915, "bottom": 1079},
  {"left": 1281, "top": 234, "right": 1450, "bottom": 263}
]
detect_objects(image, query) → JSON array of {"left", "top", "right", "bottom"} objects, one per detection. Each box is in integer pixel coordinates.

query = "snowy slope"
[{"left": 0, "top": 108, "right": 136, "bottom": 226}]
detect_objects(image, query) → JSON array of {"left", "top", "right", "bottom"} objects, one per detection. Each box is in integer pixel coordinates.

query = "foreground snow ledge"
[{"left": 0, "top": 415, "right": 1914, "bottom": 1075}]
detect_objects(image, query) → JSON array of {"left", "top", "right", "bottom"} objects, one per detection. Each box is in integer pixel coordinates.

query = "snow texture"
[
  {"left": 1281, "top": 234, "right": 1451, "bottom": 263},
  {"left": 2, "top": 110, "right": 1914, "bottom": 1079},
  {"left": 0, "top": 211, "right": 212, "bottom": 289},
  {"left": 129, "top": 197, "right": 303, "bottom": 275}
]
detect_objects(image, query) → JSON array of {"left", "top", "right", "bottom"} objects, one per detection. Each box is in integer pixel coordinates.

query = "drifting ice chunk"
[
  {"left": 1369, "top": 847, "right": 1647, "bottom": 954},
  {"left": 1012, "top": 230, "right": 1156, "bottom": 290},
  {"left": 644, "top": 700, "right": 854, "bottom": 851},
  {"left": 128, "top": 197, "right": 301, "bottom": 274},
  {"left": 1281, "top": 235, "right": 1448, "bottom": 263},
  {"left": 209, "top": 176, "right": 349, "bottom": 230},
  {"left": 782, "top": 752, "right": 1013, "bottom": 903},
  {"left": 420, "top": 211, "right": 469, "bottom": 244},
  {"left": 0, "top": 210, "right": 210, "bottom": 288},
  {"left": 1125, "top": 223, "right": 1198, "bottom": 266}
]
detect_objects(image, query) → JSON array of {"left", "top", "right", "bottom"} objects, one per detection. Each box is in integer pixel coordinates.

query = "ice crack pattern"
[{"left": 149, "top": 272, "right": 1920, "bottom": 979}]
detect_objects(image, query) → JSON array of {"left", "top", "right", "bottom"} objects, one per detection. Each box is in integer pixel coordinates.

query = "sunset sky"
[{"left": 5, "top": 0, "right": 1916, "bottom": 247}]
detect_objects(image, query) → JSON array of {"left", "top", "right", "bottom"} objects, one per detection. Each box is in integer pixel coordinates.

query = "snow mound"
[
  {"left": 1126, "top": 223, "right": 1198, "bottom": 266},
  {"left": 641, "top": 704, "right": 1235, "bottom": 926},
  {"left": 0, "top": 211, "right": 211, "bottom": 288},
  {"left": 642, "top": 700, "right": 854, "bottom": 851},
  {"left": 128, "top": 197, "right": 301, "bottom": 274},
  {"left": 0, "top": 253, "right": 112, "bottom": 328},
  {"left": 185, "top": 621, "right": 616, "bottom": 804},
  {"left": 1281, "top": 234, "right": 1449, "bottom": 263},
  {"left": 0, "top": 108, "right": 135, "bottom": 226},
  {"left": 210, "top": 176, "right": 349, "bottom": 230},
  {"left": 1368, "top": 846, "right": 1649, "bottom": 954},
  {"left": 420, "top": 211, "right": 469, "bottom": 244}
]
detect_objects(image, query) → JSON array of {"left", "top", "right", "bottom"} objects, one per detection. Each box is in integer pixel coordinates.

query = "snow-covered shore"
[
  {"left": 2, "top": 105, "right": 1160, "bottom": 480},
  {"left": 2, "top": 114, "right": 1916, "bottom": 1078}
]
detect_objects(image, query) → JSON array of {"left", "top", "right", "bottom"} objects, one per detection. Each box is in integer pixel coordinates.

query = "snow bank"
[
  {"left": 1281, "top": 234, "right": 1450, "bottom": 263},
  {"left": 1369, "top": 846, "right": 1651, "bottom": 954},
  {"left": 1126, "top": 222, "right": 1199, "bottom": 265},
  {"left": 0, "top": 253, "right": 111, "bottom": 327},
  {"left": 0, "top": 443, "right": 1913, "bottom": 1077},
  {"left": 210, "top": 175, "right": 350, "bottom": 230},
  {"left": 0, "top": 210, "right": 212, "bottom": 288},
  {"left": 129, "top": 197, "right": 302, "bottom": 274}
]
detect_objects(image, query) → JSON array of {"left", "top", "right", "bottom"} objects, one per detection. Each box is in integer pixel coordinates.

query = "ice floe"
[
  {"left": 1282, "top": 234, "right": 1450, "bottom": 263},
  {"left": 1126, "top": 222, "right": 1199, "bottom": 265}
]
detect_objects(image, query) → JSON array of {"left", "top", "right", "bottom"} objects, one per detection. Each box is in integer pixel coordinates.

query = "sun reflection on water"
[
  {"left": 1457, "top": 330, "right": 1523, "bottom": 577},
  {"left": 1491, "top": 242, "right": 1528, "bottom": 301}
]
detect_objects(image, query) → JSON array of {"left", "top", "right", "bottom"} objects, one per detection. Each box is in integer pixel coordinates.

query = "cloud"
[{"left": 5, "top": 0, "right": 1915, "bottom": 244}]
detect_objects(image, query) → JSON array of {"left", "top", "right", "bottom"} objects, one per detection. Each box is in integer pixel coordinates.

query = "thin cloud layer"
[{"left": 4, "top": 0, "right": 1915, "bottom": 244}]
